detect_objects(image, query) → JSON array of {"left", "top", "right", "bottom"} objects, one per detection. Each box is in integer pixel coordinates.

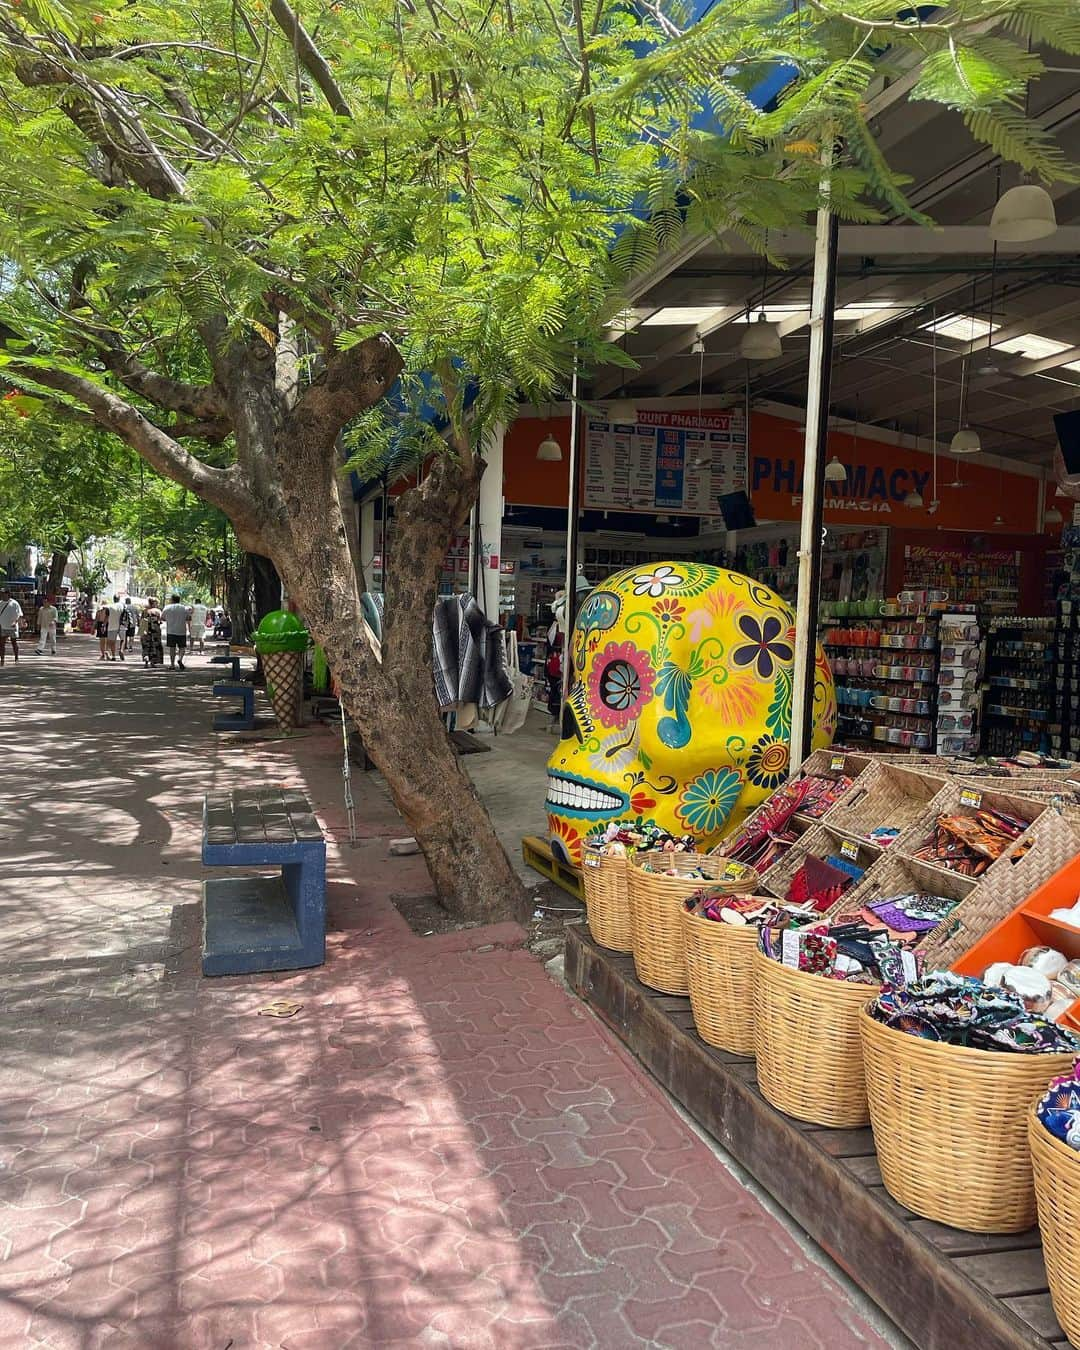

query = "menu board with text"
[{"left": 584, "top": 409, "right": 747, "bottom": 516}]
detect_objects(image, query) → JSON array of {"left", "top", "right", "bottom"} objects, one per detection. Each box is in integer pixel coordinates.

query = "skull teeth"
[{"left": 545, "top": 775, "right": 624, "bottom": 814}]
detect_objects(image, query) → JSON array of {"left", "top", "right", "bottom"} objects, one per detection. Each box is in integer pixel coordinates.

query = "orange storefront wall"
[{"left": 503, "top": 410, "right": 1040, "bottom": 536}]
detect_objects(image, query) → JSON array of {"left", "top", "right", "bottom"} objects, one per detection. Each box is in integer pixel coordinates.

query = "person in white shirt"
[
  {"left": 160, "top": 594, "right": 190, "bottom": 669},
  {"left": 106, "top": 594, "right": 124, "bottom": 662},
  {"left": 0, "top": 591, "right": 22, "bottom": 666},
  {"left": 35, "top": 597, "right": 59, "bottom": 655},
  {"left": 189, "top": 601, "right": 208, "bottom": 653}
]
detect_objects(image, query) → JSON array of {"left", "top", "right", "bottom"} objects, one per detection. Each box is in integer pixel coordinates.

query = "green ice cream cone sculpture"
[{"left": 253, "top": 611, "right": 310, "bottom": 734}]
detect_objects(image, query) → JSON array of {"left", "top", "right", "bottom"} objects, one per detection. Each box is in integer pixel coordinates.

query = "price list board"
[{"left": 584, "top": 410, "right": 747, "bottom": 517}]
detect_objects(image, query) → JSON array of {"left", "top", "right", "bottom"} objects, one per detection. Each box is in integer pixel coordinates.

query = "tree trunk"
[
  {"left": 251, "top": 554, "right": 282, "bottom": 622},
  {"left": 267, "top": 421, "right": 527, "bottom": 924},
  {"left": 47, "top": 541, "right": 71, "bottom": 597}
]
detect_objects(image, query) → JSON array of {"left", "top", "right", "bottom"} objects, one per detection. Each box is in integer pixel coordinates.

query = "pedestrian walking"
[
  {"left": 189, "top": 600, "right": 208, "bottom": 654},
  {"left": 35, "top": 596, "right": 58, "bottom": 655},
  {"left": 140, "top": 597, "right": 164, "bottom": 666},
  {"left": 120, "top": 597, "right": 138, "bottom": 654},
  {"left": 95, "top": 602, "right": 109, "bottom": 659},
  {"left": 0, "top": 590, "right": 23, "bottom": 666},
  {"left": 106, "top": 594, "right": 124, "bottom": 662},
  {"left": 161, "top": 594, "right": 189, "bottom": 669}
]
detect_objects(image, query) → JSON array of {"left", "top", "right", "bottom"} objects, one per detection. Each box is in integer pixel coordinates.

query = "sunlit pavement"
[{"left": 0, "top": 638, "right": 895, "bottom": 1348}]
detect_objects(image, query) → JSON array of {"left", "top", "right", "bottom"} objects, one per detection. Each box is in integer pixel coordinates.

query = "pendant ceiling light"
[
  {"left": 741, "top": 252, "right": 781, "bottom": 361},
  {"left": 741, "top": 311, "right": 782, "bottom": 361},
  {"left": 950, "top": 426, "right": 981, "bottom": 454},
  {"left": 1045, "top": 504, "right": 1064, "bottom": 525},
  {"left": 989, "top": 183, "right": 1057, "bottom": 244},
  {"left": 903, "top": 488, "right": 924, "bottom": 508},
  {"left": 536, "top": 431, "right": 563, "bottom": 461},
  {"left": 824, "top": 456, "right": 847, "bottom": 482}
]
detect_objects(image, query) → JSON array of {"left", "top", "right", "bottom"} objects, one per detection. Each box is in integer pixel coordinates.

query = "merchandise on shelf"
[
  {"left": 821, "top": 601, "right": 940, "bottom": 750},
  {"left": 900, "top": 542, "right": 1023, "bottom": 616},
  {"left": 935, "top": 613, "right": 983, "bottom": 755},
  {"left": 980, "top": 617, "right": 1054, "bottom": 756}
]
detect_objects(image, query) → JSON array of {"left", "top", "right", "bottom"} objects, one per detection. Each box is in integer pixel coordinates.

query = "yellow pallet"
[{"left": 522, "top": 835, "right": 583, "bottom": 901}]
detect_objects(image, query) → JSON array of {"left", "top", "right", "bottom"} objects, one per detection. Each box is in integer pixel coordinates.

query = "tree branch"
[
  {"left": 11, "top": 362, "right": 247, "bottom": 516},
  {"left": 100, "top": 348, "right": 227, "bottom": 421},
  {"left": 292, "top": 334, "right": 402, "bottom": 433},
  {"left": 267, "top": 0, "right": 352, "bottom": 117}
]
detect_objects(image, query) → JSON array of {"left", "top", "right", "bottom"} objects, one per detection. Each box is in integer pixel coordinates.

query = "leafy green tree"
[{"left": 0, "top": 0, "right": 1074, "bottom": 918}]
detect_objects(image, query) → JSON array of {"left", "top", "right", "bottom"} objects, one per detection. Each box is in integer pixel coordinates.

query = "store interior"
[{"left": 353, "top": 60, "right": 1080, "bottom": 768}]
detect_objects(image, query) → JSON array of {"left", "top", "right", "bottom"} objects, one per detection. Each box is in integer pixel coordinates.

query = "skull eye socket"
[{"left": 561, "top": 701, "right": 580, "bottom": 741}]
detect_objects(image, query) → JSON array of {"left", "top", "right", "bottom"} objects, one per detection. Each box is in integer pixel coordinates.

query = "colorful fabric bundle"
[
  {"left": 786, "top": 855, "right": 854, "bottom": 912},
  {"left": 1036, "top": 1066, "right": 1080, "bottom": 1150},
  {"left": 721, "top": 779, "right": 811, "bottom": 870},
  {"left": 865, "top": 892, "right": 959, "bottom": 936},
  {"left": 872, "top": 972, "right": 1080, "bottom": 1053},
  {"left": 909, "top": 809, "right": 1026, "bottom": 877},
  {"left": 799, "top": 773, "right": 854, "bottom": 818},
  {"left": 685, "top": 887, "right": 817, "bottom": 930},
  {"left": 757, "top": 920, "right": 920, "bottom": 986}
]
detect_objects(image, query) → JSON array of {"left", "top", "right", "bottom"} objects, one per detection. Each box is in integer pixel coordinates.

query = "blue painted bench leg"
[
  {"left": 212, "top": 682, "right": 255, "bottom": 730},
  {"left": 282, "top": 841, "right": 327, "bottom": 966}
]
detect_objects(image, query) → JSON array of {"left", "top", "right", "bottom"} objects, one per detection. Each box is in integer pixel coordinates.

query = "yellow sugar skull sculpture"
[{"left": 546, "top": 563, "right": 836, "bottom": 863}]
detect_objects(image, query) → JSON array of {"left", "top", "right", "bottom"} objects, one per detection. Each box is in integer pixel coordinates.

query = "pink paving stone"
[{"left": 0, "top": 642, "right": 899, "bottom": 1349}]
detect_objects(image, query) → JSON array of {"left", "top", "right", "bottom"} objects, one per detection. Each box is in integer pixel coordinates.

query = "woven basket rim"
[
  {"left": 1029, "top": 1104, "right": 1080, "bottom": 1166},
  {"left": 752, "top": 947, "right": 881, "bottom": 1002},
  {"left": 860, "top": 1005, "right": 1080, "bottom": 1068}
]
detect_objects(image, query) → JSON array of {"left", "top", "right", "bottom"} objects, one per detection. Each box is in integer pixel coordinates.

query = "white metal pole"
[
  {"left": 561, "top": 362, "right": 581, "bottom": 708},
  {"left": 789, "top": 169, "right": 838, "bottom": 771}
]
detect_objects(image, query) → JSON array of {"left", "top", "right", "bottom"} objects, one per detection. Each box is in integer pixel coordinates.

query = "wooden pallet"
[
  {"left": 565, "top": 922, "right": 1075, "bottom": 1350},
  {"left": 522, "top": 834, "right": 583, "bottom": 901}
]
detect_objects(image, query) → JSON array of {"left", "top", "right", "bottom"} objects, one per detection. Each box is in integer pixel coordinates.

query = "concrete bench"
[
  {"left": 201, "top": 787, "right": 326, "bottom": 976},
  {"left": 212, "top": 682, "right": 255, "bottom": 730}
]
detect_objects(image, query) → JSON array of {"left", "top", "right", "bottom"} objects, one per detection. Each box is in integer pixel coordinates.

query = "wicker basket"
[
  {"left": 581, "top": 847, "right": 632, "bottom": 952},
  {"left": 837, "top": 850, "right": 978, "bottom": 921},
  {"left": 897, "top": 779, "right": 1046, "bottom": 861},
  {"left": 860, "top": 1009, "right": 1077, "bottom": 1232},
  {"left": 628, "top": 853, "right": 749, "bottom": 995},
  {"left": 826, "top": 762, "right": 946, "bottom": 844},
  {"left": 921, "top": 809, "right": 1080, "bottom": 966},
  {"left": 680, "top": 906, "right": 759, "bottom": 1055},
  {"left": 753, "top": 950, "right": 878, "bottom": 1127},
  {"left": 1030, "top": 1110, "right": 1080, "bottom": 1346}
]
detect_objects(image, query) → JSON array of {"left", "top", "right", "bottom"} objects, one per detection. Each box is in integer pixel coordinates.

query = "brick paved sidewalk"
[{"left": 0, "top": 640, "right": 897, "bottom": 1349}]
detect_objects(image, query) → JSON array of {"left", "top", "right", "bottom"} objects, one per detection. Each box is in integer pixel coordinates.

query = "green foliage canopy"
[{"left": 0, "top": 0, "right": 1074, "bottom": 466}]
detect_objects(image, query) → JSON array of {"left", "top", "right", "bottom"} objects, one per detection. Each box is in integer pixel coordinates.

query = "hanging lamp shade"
[
  {"left": 950, "top": 426, "right": 981, "bottom": 455},
  {"left": 903, "top": 489, "right": 924, "bottom": 508},
  {"left": 740, "top": 313, "right": 782, "bottom": 361},
  {"left": 1045, "top": 505, "right": 1064, "bottom": 525},
  {"left": 989, "top": 184, "right": 1057, "bottom": 244},
  {"left": 536, "top": 432, "right": 563, "bottom": 461},
  {"left": 824, "top": 456, "right": 847, "bottom": 482}
]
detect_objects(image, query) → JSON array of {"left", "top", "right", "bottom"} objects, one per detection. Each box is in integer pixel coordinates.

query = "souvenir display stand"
[{"left": 568, "top": 744, "right": 1080, "bottom": 1350}]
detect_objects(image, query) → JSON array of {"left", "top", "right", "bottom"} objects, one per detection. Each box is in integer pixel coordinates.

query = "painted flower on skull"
[
  {"left": 588, "top": 640, "right": 656, "bottom": 729},
  {"left": 732, "top": 613, "right": 794, "bottom": 680},
  {"left": 745, "top": 734, "right": 791, "bottom": 789},
  {"left": 676, "top": 768, "right": 744, "bottom": 835},
  {"left": 632, "top": 565, "right": 684, "bottom": 598}
]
